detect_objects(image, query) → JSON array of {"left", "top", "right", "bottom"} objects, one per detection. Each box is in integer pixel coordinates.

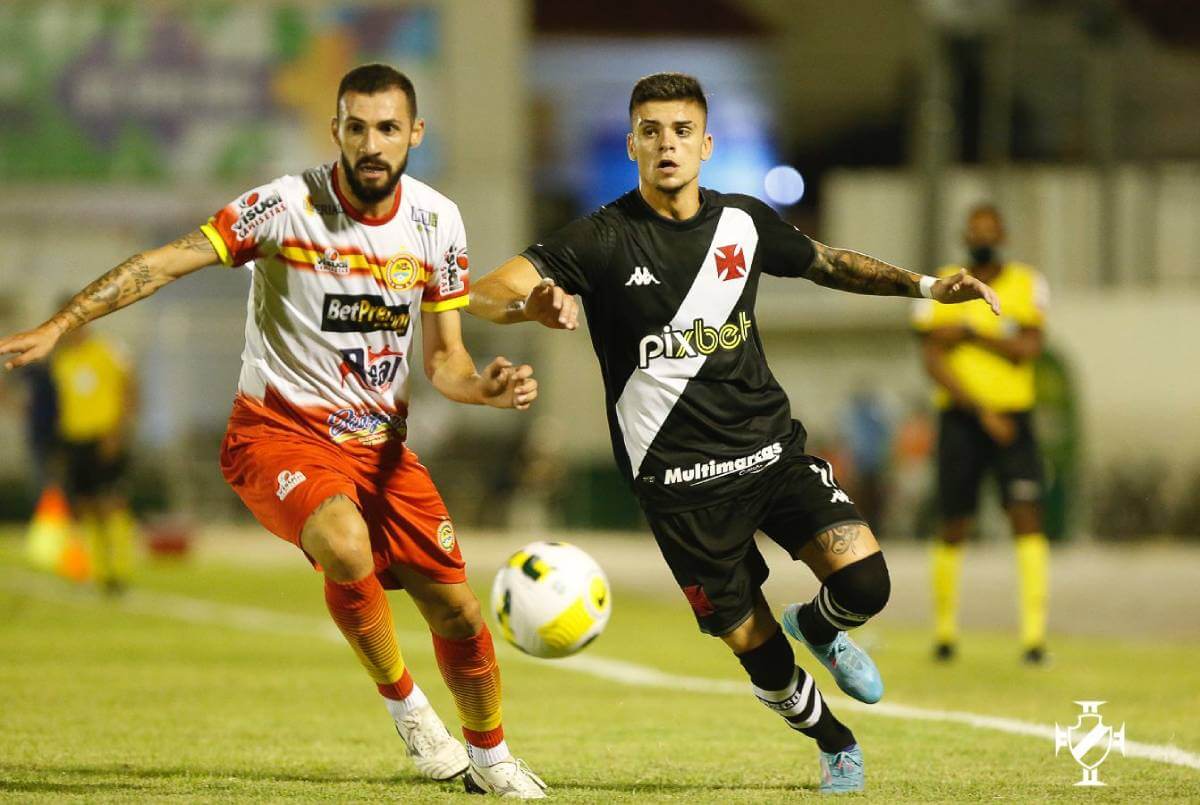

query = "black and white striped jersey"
[{"left": 522, "top": 188, "right": 817, "bottom": 512}]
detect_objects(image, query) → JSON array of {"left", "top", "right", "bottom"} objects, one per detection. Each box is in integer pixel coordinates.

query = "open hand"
[
  {"left": 522, "top": 277, "right": 578, "bottom": 330},
  {"left": 933, "top": 269, "right": 1001, "bottom": 315},
  {"left": 479, "top": 357, "right": 538, "bottom": 410},
  {"left": 0, "top": 323, "right": 63, "bottom": 370}
]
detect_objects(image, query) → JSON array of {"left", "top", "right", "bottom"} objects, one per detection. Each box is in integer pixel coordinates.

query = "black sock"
[
  {"left": 739, "top": 629, "right": 856, "bottom": 753},
  {"left": 797, "top": 601, "right": 839, "bottom": 646},
  {"left": 736, "top": 627, "right": 795, "bottom": 690},
  {"left": 800, "top": 707, "right": 856, "bottom": 754}
]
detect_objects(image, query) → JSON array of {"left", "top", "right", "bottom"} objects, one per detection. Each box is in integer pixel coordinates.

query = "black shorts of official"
[
  {"left": 936, "top": 408, "right": 1043, "bottom": 520},
  {"left": 62, "top": 440, "right": 128, "bottom": 500},
  {"left": 644, "top": 453, "right": 866, "bottom": 637}
]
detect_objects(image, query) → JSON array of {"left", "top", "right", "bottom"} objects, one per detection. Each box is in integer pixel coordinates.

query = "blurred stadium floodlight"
[{"left": 763, "top": 165, "right": 806, "bottom": 206}]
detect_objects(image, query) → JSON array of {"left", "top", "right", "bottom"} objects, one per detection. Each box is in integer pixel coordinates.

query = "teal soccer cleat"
[
  {"left": 782, "top": 603, "right": 884, "bottom": 704},
  {"left": 819, "top": 743, "right": 865, "bottom": 794}
]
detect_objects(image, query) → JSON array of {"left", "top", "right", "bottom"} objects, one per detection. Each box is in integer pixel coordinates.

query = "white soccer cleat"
[
  {"left": 463, "top": 756, "right": 548, "bottom": 799},
  {"left": 394, "top": 705, "right": 469, "bottom": 781}
]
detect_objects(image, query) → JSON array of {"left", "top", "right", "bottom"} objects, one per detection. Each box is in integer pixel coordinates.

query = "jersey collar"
[
  {"left": 331, "top": 162, "right": 403, "bottom": 226},
  {"left": 631, "top": 187, "right": 710, "bottom": 230}
]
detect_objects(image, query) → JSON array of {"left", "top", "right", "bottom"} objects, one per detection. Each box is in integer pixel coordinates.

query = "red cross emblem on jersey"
[{"left": 714, "top": 244, "right": 746, "bottom": 281}]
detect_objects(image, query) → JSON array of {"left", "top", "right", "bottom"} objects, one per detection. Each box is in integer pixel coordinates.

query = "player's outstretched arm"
[
  {"left": 807, "top": 241, "right": 1001, "bottom": 314},
  {"left": 468, "top": 256, "right": 578, "bottom": 330},
  {"left": 0, "top": 230, "right": 219, "bottom": 370},
  {"left": 421, "top": 308, "right": 538, "bottom": 410}
]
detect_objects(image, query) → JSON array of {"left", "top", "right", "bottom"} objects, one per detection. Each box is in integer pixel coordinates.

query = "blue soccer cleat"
[
  {"left": 782, "top": 603, "right": 884, "bottom": 704},
  {"left": 819, "top": 743, "right": 865, "bottom": 794}
]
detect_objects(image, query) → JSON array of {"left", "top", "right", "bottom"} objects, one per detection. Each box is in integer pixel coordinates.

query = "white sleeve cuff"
[{"left": 919, "top": 275, "right": 937, "bottom": 299}]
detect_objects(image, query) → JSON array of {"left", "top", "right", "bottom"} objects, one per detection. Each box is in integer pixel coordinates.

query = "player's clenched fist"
[
  {"left": 0, "top": 323, "right": 63, "bottom": 370},
  {"left": 522, "top": 277, "right": 578, "bottom": 330},
  {"left": 479, "top": 357, "right": 538, "bottom": 410}
]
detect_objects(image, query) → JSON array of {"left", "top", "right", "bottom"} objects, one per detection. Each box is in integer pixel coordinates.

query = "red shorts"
[{"left": 219, "top": 395, "right": 466, "bottom": 589}]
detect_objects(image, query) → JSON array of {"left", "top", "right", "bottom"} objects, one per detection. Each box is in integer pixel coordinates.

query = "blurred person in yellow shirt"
[
  {"left": 51, "top": 323, "right": 138, "bottom": 595},
  {"left": 912, "top": 205, "right": 1050, "bottom": 665}
]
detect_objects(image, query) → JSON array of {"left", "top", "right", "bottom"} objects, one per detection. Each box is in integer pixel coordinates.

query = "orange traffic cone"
[
  {"left": 57, "top": 531, "right": 91, "bottom": 583},
  {"left": 25, "top": 486, "right": 89, "bottom": 581}
]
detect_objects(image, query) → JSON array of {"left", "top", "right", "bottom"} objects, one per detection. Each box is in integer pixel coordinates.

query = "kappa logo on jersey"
[
  {"left": 326, "top": 408, "right": 407, "bottom": 445},
  {"left": 440, "top": 245, "right": 468, "bottom": 296},
  {"left": 663, "top": 442, "right": 783, "bottom": 486},
  {"left": 339, "top": 346, "right": 404, "bottom": 391},
  {"left": 714, "top": 244, "right": 747, "bottom": 281},
  {"left": 637, "top": 311, "right": 754, "bottom": 369},
  {"left": 810, "top": 461, "right": 853, "bottom": 504},
  {"left": 232, "top": 191, "right": 286, "bottom": 240},
  {"left": 383, "top": 253, "right": 422, "bottom": 291},
  {"left": 316, "top": 247, "right": 350, "bottom": 276},
  {"left": 275, "top": 469, "right": 307, "bottom": 501},
  {"left": 321, "top": 294, "right": 412, "bottom": 334},
  {"left": 625, "top": 266, "right": 661, "bottom": 286}
]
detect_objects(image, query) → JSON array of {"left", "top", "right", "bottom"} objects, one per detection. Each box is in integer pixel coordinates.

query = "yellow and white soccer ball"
[{"left": 491, "top": 541, "right": 611, "bottom": 659}]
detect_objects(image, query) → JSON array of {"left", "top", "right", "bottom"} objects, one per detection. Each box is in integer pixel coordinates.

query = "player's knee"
[
  {"left": 826, "top": 552, "right": 891, "bottom": 618},
  {"left": 321, "top": 532, "right": 373, "bottom": 582},
  {"left": 302, "top": 501, "right": 372, "bottom": 582},
  {"left": 720, "top": 607, "right": 778, "bottom": 655},
  {"left": 431, "top": 595, "right": 483, "bottom": 640}
]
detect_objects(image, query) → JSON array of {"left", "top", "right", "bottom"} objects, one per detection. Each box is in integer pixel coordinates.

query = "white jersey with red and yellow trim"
[{"left": 201, "top": 162, "right": 469, "bottom": 448}]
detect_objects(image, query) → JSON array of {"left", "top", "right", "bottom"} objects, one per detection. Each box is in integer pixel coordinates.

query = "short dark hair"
[
  {"left": 968, "top": 203, "right": 1003, "bottom": 224},
  {"left": 337, "top": 63, "right": 417, "bottom": 119},
  {"left": 628, "top": 72, "right": 707, "bottom": 120}
]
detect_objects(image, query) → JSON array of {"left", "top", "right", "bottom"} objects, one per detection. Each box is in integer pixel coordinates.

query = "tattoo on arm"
[
  {"left": 52, "top": 253, "right": 159, "bottom": 333},
  {"left": 807, "top": 241, "right": 923, "bottom": 297},
  {"left": 814, "top": 523, "right": 866, "bottom": 557},
  {"left": 168, "top": 230, "right": 214, "bottom": 253}
]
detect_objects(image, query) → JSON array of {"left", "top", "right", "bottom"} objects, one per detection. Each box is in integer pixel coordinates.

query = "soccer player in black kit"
[{"left": 470, "top": 73, "right": 999, "bottom": 794}]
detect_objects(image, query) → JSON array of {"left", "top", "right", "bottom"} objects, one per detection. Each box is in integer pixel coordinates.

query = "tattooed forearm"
[
  {"left": 168, "top": 230, "right": 215, "bottom": 253},
  {"left": 814, "top": 523, "right": 866, "bottom": 557},
  {"left": 51, "top": 253, "right": 161, "bottom": 334},
  {"left": 807, "top": 241, "right": 923, "bottom": 297}
]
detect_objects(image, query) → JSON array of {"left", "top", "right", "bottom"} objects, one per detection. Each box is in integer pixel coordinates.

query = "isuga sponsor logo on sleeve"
[{"left": 663, "top": 442, "right": 783, "bottom": 486}]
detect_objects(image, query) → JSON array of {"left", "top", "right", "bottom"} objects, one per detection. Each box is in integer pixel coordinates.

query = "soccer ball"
[{"left": 491, "top": 541, "right": 611, "bottom": 659}]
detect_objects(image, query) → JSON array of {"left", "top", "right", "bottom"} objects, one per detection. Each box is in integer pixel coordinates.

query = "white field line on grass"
[{"left": 5, "top": 569, "right": 1199, "bottom": 773}]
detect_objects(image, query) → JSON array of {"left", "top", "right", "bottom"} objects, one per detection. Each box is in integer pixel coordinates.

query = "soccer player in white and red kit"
[{"left": 0, "top": 65, "right": 547, "bottom": 799}]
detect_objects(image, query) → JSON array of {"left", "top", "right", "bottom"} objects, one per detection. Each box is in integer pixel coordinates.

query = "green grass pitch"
[{"left": 1, "top": 537, "right": 1198, "bottom": 802}]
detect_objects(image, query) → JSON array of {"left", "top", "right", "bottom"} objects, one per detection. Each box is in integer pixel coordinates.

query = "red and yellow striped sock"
[
  {"left": 432, "top": 625, "right": 504, "bottom": 750},
  {"left": 324, "top": 574, "right": 409, "bottom": 695}
]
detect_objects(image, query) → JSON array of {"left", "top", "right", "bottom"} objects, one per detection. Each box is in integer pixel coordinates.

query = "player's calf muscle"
[{"left": 300, "top": 494, "right": 372, "bottom": 581}]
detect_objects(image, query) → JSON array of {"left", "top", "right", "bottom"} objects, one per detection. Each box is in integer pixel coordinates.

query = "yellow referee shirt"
[
  {"left": 51, "top": 337, "right": 131, "bottom": 443},
  {"left": 912, "top": 262, "right": 1047, "bottom": 412}
]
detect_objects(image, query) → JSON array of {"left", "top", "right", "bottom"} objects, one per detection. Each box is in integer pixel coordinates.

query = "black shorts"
[
  {"left": 936, "top": 409, "right": 1043, "bottom": 520},
  {"left": 62, "top": 441, "right": 128, "bottom": 499},
  {"left": 644, "top": 452, "right": 865, "bottom": 636}
]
